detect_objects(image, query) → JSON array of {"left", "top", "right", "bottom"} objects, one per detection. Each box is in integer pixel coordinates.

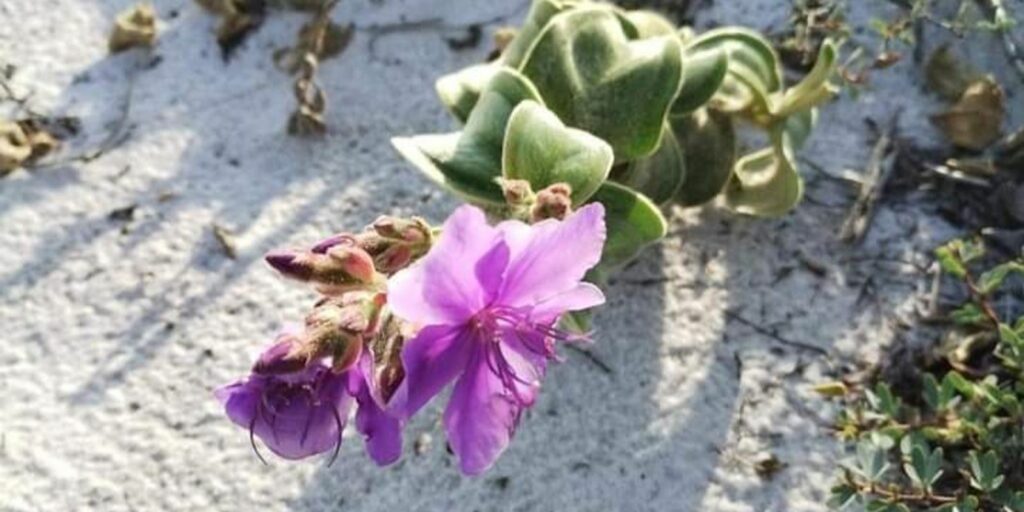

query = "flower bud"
[
  {"left": 365, "top": 314, "right": 415, "bottom": 402},
  {"left": 293, "top": 293, "right": 385, "bottom": 373},
  {"left": 499, "top": 178, "right": 535, "bottom": 207},
  {"left": 354, "top": 216, "right": 433, "bottom": 274},
  {"left": 530, "top": 183, "right": 573, "bottom": 222},
  {"left": 265, "top": 237, "right": 380, "bottom": 294},
  {"left": 252, "top": 332, "right": 309, "bottom": 376}
]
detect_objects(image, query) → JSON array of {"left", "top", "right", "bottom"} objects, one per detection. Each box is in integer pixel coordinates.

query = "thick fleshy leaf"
[
  {"left": 673, "top": 108, "right": 737, "bottom": 206},
  {"left": 392, "top": 69, "right": 543, "bottom": 205},
  {"left": 588, "top": 181, "right": 667, "bottom": 269},
  {"left": 500, "top": 0, "right": 580, "bottom": 68},
  {"left": 775, "top": 40, "right": 838, "bottom": 118},
  {"left": 436, "top": 64, "right": 500, "bottom": 124},
  {"left": 519, "top": 7, "right": 684, "bottom": 160},
  {"left": 502, "top": 101, "right": 613, "bottom": 205},
  {"left": 622, "top": 10, "right": 676, "bottom": 38},
  {"left": 672, "top": 45, "right": 729, "bottom": 116},
  {"left": 687, "top": 27, "right": 782, "bottom": 116},
  {"left": 723, "top": 131, "right": 803, "bottom": 217},
  {"left": 783, "top": 108, "right": 817, "bottom": 152},
  {"left": 612, "top": 123, "right": 685, "bottom": 205}
]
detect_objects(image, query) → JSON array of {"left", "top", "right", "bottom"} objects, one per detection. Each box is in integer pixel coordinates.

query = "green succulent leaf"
[
  {"left": 723, "top": 128, "right": 803, "bottom": 217},
  {"left": 435, "top": 64, "right": 500, "bottom": 124},
  {"left": 775, "top": 39, "right": 839, "bottom": 119},
  {"left": 589, "top": 181, "right": 668, "bottom": 270},
  {"left": 502, "top": 100, "right": 613, "bottom": 205},
  {"left": 519, "top": 6, "right": 684, "bottom": 160},
  {"left": 687, "top": 27, "right": 782, "bottom": 116},
  {"left": 672, "top": 108, "right": 736, "bottom": 206},
  {"left": 904, "top": 441, "right": 944, "bottom": 491},
  {"left": 968, "top": 450, "right": 1004, "bottom": 492},
  {"left": 499, "top": 0, "right": 580, "bottom": 68},
  {"left": 621, "top": 10, "right": 677, "bottom": 38},
  {"left": 611, "top": 124, "right": 685, "bottom": 205},
  {"left": 853, "top": 439, "right": 890, "bottom": 483},
  {"left": 672, "top": 45, "right": 729, "bottom": 116},
  {"left": 783, "top": 108, "right": 818, "bottom": 152},
  {"left": 978, "top": 261, "right": 1024, "bottom": 294},
  {"left": 392, "top": 69, "right": 543, "bottom": 205}
]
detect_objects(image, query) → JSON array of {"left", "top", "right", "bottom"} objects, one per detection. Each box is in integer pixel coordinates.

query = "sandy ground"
[{"left": 1, "top": 0, "right": 1022, "bottom": 511}]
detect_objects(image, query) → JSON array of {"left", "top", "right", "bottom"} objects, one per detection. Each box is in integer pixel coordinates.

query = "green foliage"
[
  {"left": 827, "top": 239, "right": 1024, "bottom": 511},
  {"left": 502, "top": 100, "right": 613, "bottom": 205},
  {"left": 393, "top": 0, "right": 837, "bottom": 269}
]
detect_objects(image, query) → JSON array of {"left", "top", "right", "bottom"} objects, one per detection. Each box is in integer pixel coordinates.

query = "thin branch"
[
  {"left": 724, "top": 310, "right": 830, "bottom": 357},
  {"left": 565, "top": 344, "right": 613, "bottom": 375},
  {"left": 838, "top": 114, "right": 900, "bottom": 244}
]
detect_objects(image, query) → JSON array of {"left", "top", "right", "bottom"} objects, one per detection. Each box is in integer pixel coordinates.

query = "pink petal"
[
  {"left": 350, "top": 362, "right": 404, "bottom": 466},
  {"left": 443, "top": 344, "right": 542, "bottom": 475},
  {"left": 256, "top": 376, "right": 353, "bottom": 460},
  {"left": 388, "top": 205, "right": 501, "bottom": 325},
  {"left": 495, "top": 203, "right": 606, "bottom": 310},
  {"left": 389, "top": 325, "right": 473, "bottom": 419},
  {"left": 530, "top": 282, "right": 605, "bottom": 321}
]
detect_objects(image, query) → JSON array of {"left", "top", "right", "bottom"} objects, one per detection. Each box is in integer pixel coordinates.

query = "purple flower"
[
  {"left": 215, "top": 330, "right": 402, "bottom": 465},
  {"left": 387, "top": 203, "right": 606, "bottom": 474}
]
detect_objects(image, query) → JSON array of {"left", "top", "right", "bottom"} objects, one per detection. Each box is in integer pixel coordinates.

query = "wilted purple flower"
[
  {"left": 387, "top": 203, "right": 606, "bottom": 475},
  {"left": 215, "top": 330, "right": 402, "bottom": 465}
]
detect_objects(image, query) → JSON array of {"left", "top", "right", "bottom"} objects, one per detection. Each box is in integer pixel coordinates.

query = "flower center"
[{"left": 469, "top": 306, "right": 590, "bottom": 406}]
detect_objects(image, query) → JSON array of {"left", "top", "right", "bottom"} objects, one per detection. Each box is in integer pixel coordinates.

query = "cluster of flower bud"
[
  {"left": 500, "top": 179, "right": 575, "bottom": 223},
  {"left": 265, "top": 215, "right": 433, "bottom": 296}
]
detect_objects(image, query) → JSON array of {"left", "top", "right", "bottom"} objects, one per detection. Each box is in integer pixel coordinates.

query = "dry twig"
[{"left": 838, "top": 114, "right": 901, "bottom": 244}]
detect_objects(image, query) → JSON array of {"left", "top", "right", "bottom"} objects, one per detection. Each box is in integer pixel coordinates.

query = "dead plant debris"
[{"left": 110, "top": 3, "right": 158, "bottom": 54}]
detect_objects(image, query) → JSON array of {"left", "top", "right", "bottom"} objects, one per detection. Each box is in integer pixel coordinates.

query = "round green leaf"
[
  {"left": 435, "top": 64, "right": 500, "bottom": 124},
  {"left": 723, "top": 131, "right": 803, "bottom": 217},
  {"left": 502, "top": 101, "right": 613, "bottom": 205},
  {"left": 519, "top": 7, "right": 684, "bottom": 160},
  {"left": 392, "top": 69, "right": 544, "bottom": 205},
  {"left": 589, "top": 181, "right": 668, "bottom": 269},
  {"left": 672, "top": 45, "right": 729, "bottom": 116},
  {"left": 622, "top": 10, "right": 677, "bottom": 38},
  {"left": 673, "top": 108, "right": 737, "bottom": 206},
  {"left": 500, "top": 0, "right": 580, "bottom": 67},
  {"left": 612, "top": 124, "right": 685, "bottom": 205},
  {"left": 687, "top": 27, "right": 782, "bottom": 116},
  {"left": 775, "top": 40, "right": 838, "bottom": 118}
]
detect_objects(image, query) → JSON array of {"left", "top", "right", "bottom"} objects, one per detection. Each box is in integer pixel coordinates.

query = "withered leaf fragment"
[
  {"left": 212, "top": 223, "right": 238, "bottom": 259},
  {"left": 931, "top": 77, "right": 1005, "bottom": 151},
  {"left": 925, "top": 44, "right": 980, "bottom": 101},
  {"left": 0, "top": 119, "right": 61, "bottom": 175},
  {"left": 196, "top": 0, "right": 267, "bottom": 60},
  {"left": 109, "top": 3, "right": 158, "bottom": 53},
  {"left": 274, "top": 19, "right": 352, "bottom": 74},
  {"left": 0, "top": 121, "right": 31, "bottom": 175}
]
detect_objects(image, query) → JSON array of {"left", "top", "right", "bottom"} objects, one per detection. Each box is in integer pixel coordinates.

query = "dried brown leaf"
[
  {"left": 109, "top": 3, "right": 158, "bottom": 53},
  {"left": 0, "top": 120, "right": 31, "bottom": 175},
  {"left": 931, "top": 77, "right": 1005, "bottom": 151},
  {"left": 212, "top": 223, "right": 238, "bottom": 259}
]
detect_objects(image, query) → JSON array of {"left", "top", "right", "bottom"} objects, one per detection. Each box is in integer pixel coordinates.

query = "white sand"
[{"left": 1, "top": 0, "right": 1021, "bottom": 511}]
